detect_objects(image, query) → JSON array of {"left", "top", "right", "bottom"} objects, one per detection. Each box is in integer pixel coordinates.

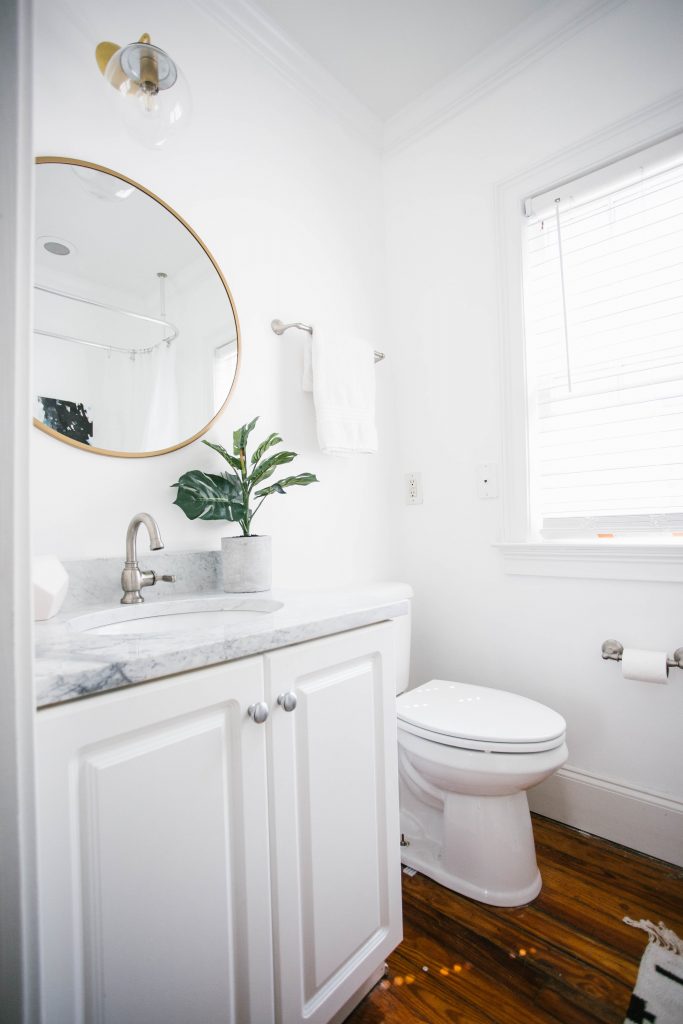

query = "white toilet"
[{"left": 392, "top": 606, "right": 567, "bottom": 907}]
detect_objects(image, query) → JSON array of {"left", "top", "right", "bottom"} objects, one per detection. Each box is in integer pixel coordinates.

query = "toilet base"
[
  {"left": 399, "top": 787, "right": 543, "bottom": 907},
  {"left": 401, "top": 842, "right": 542, "bottom": 907}
]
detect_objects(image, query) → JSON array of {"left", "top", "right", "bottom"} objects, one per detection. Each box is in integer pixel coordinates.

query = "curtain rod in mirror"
[
  {"left": 34, "top": 283, "right": 178, "bottom": 356},
  {"left": 271, "top": 319, "right": 385, "bottom": 363}
]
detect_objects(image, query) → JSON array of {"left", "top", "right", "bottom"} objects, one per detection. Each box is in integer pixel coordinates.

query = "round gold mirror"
[{"left": 33, "top": 157, "right": 240, "bottom": 457}]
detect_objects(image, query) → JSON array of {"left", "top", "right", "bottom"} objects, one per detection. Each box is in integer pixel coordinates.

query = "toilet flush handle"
[{"left": 277, "top": 692, "right": 297, "bottom": 713}]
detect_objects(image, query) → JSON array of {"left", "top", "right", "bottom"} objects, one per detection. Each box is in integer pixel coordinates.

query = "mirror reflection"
[{"left": 33, "top": 158, "right": 240, "bottom": 456}]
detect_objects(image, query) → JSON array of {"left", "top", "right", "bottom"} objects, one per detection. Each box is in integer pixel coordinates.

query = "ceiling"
[{"left": 252, "top": 0, "right": 554, "bottom": 121}]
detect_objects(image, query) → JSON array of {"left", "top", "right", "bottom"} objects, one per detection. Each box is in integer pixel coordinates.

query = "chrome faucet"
[{"left": 121, "top": 513, "right": 176, "bottom": 605}]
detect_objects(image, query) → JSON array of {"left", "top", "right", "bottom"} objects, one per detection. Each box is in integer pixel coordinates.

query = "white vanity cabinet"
[{"left": 35, "top": 621, "right": 401, "bottom": 1024}]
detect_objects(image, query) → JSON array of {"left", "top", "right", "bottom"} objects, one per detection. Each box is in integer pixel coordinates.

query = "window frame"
[{"left": 495, "top": 96, "right": 683, "bottom": 582}]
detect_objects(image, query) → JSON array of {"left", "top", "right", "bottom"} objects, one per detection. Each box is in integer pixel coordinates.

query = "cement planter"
[{"left": 221, "top": 535, "right": 272, "bottom": 593}]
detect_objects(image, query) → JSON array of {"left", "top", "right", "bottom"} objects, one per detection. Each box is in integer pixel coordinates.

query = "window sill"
[{"left": 495, "top": 542, "right": 683, "bottom": 583}]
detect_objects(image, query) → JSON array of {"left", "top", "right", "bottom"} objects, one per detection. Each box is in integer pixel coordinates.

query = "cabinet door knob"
[
  {"left": 277, "top": 691, "right": 297, "bottom": 713},
  {"left": 247, "top": 701, "right": 269, "bottom": 724}
]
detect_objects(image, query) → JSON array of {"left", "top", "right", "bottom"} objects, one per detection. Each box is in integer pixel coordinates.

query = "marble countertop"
[{"left": 35, "top": 560, "right": 411, "bottom": 708}]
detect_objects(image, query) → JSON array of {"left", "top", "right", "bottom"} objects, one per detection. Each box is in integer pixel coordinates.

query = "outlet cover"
[{"left": 406, "top": 472, "right": 423, "bottom": 505}]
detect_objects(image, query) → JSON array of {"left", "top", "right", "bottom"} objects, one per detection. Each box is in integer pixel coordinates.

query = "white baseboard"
[{"left": 528, "top": 765, "right": 683, "bottom": 868}]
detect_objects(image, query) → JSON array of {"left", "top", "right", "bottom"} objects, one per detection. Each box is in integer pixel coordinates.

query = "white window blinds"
[{"left": 522, "top": 141, "right": 683, "bottom": 538}]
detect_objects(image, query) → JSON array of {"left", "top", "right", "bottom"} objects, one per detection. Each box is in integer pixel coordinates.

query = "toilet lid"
[{"left": 396, "top": 679, "right": 566, "bottom": 752}]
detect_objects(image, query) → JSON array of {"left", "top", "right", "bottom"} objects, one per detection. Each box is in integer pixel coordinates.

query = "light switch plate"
[{"left": 478, "top": 463, "right": 498, "bottom": 499}]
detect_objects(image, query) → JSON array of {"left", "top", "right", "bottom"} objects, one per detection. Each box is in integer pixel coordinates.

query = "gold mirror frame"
[{"left": 33, "top": 156, "right": 241, "bottom": 458}]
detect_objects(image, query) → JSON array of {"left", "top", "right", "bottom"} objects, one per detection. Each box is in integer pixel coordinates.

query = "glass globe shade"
[{"left": 104, "top": 42, "right": 191, "bottom": 150}]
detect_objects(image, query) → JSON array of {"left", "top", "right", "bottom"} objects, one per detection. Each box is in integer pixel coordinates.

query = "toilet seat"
[{"left": 397, "top": 679, "right": 566, "bottom": 754}]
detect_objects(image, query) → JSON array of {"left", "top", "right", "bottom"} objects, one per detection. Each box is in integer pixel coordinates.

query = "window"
[
  {"left": 522, "top": 136, "right": 683, "bottom": 540},
  {"left": 213, "top": 339, "right": 238, "bottom": 412}
]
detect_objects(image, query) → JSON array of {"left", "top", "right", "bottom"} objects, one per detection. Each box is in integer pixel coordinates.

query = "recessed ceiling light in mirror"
[
  {"left": 37, "top": 235, "right": 76, "bottom": 258},
  {"left": 44, "top": 240, "right": 72, "bottom": 256}
]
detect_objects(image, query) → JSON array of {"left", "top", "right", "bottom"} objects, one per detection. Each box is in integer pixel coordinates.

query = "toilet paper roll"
[{"left": 621, "top": 648, "right": 669, "bottom": 684}]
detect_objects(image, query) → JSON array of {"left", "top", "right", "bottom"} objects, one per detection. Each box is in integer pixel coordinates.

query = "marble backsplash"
[{"left": 60, "top": 549, "right": 222, "bottom": 613}]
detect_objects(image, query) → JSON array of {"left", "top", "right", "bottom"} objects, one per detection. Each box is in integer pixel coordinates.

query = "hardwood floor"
[{"left": 346, "top": 815, "right": 683, "bottom": 1024}]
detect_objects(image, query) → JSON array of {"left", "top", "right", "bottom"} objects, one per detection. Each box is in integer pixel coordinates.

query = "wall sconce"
[{"left": 95, "top": 33, "right": 191, "bottom": 149}]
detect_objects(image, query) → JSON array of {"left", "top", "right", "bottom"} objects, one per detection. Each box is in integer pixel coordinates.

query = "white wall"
[
  {"left": 384, "top": 0, "right": 683, "bottom": 852},
  {"left": 31, "top": 0, "right": 397, "bottom": 588}
]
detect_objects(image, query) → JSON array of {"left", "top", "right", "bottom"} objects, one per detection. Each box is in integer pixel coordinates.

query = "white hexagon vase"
[{"left": 33, "top": 556, "right": 69, "bottom": 620}]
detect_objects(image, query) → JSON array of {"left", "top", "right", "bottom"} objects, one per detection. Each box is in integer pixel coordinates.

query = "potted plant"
[{"left": 172, "top": 417, "right": 318, "bottom": 592}]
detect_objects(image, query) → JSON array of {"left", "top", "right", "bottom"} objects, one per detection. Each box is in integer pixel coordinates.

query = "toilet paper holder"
[{"left": 601, "top": 639, "right": 683, "bottom": 669}]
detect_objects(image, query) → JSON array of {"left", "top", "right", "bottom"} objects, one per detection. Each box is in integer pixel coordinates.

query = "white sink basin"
[{"left": 68, "top": 597, "right": 284, "bottom": 637}]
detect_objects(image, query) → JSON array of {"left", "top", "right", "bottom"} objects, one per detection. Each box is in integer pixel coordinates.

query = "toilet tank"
[
  {"left": 357, "top": 582, "right": 412, "bottom": 695},
  {"left": 393, "top": 598, "right": 412, "bottom": 695}
]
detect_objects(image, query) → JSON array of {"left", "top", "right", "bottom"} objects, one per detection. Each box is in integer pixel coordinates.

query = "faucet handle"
[{"left": 158, "top": 574, "right": 176, "bottom": 583}]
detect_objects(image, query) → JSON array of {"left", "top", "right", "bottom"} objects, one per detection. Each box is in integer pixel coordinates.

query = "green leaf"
[
  {"left": 257, "top": 482, "right": 286, "bottom": 496},
  {"left": 202, "top": 439, "right": 242, "bottom": 471},
  {"left": 233, "top": 417, "right": 259, "bottom": 457},
  {"left": 172, "top": 470, "right": 246, "bottom": 521},
  {"left": 251, "top": 432, "right": 282, "bottom": 466},
  {"left": 249, "top": 449, "right": 297, "bottom": 487},
  {"left": 277, "top": 472, "right": 318, "bottom": 488},
  {"left": 255, "top": 472, "right": 318, "bottom": 498}
]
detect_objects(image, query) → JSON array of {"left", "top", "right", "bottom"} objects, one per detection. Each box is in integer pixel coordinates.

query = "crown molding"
[
  {"left": 383, "top": 0, "right": 628, "bottom": 155},
  {"left": 50, "top": 0, "right": 97, "bottom": 43},
  {"left": 193, "top": 0, "right": 382, "bottom": 149}
]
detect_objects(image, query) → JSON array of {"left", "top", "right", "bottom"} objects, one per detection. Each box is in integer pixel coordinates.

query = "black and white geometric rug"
[{"left": 623, "top": 918, "right": 683, "bottom": 1024}]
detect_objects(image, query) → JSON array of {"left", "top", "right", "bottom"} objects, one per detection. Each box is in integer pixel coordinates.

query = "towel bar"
[
  {"left": 601, "top": 639, "right": 683, "bottom": 669},
  {"left": 271, "top": 319, "right": 385, "bottom": 363}
]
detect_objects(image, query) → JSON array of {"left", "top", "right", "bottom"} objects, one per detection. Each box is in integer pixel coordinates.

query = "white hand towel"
[
  {"left": 307, "top": 331, "right": 377, "bottom": 455},
  {"left": 302, "top": 336, "right": 314, "bottom": 392}
]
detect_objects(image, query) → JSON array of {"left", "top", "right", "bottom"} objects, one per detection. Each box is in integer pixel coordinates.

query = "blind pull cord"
[{"left": 554, "top": 198, "right": 573, "bottom": 393}]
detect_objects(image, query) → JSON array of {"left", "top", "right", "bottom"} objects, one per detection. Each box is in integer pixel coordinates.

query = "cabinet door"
[
  {"left": 265, "top": 622, "right": 402, "bottom": 1024},
  {"left": 36, "top": 659, "right": 274, "bottom": 1024}
]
